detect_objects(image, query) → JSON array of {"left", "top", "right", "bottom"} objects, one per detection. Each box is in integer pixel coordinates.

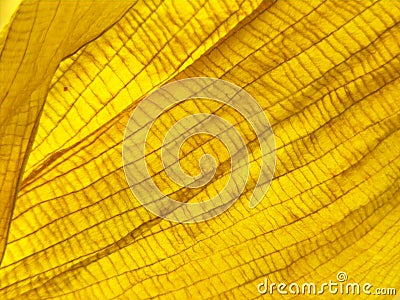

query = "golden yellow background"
[{"left": 0, "top": 0, "right": 399, "bottom": 299}]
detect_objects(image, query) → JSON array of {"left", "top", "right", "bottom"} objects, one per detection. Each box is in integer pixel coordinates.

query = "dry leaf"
[{"left": 1, "top": 0, "right": 399, "bottom": 299}]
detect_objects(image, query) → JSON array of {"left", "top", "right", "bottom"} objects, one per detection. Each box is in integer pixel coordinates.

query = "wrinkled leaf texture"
[{"left": 0, "top": 0, "right": 399, "bottom": 299}]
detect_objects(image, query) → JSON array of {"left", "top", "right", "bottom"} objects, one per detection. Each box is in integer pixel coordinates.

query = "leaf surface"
[{"left": 0, "top": 0, "right": 399, "bottom": 299}]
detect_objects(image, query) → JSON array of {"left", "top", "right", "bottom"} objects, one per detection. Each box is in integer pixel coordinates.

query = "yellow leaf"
[{"left": 1, "top": 0, "right": 399, "bottom": 299}]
